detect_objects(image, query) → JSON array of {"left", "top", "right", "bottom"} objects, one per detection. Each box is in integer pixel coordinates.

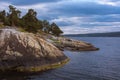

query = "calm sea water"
[{"left": 1, "top": 37, "right": 120, "bottom": 80}]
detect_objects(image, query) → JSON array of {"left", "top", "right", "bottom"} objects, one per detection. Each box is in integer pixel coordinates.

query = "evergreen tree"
[
  {"left": 0, "top": 10, "right": 6, "bottom": 23},
  {"left": 8, "top": 5, "right": 21, "bottom": 26},
  {"left": 42, "top": 20, "right": 51, "bottom": 33},
  {"left": 51, "top": 22, "right": 63, "bottom": 36},
  {"left": 0, "top": 5, "right": 63, "bottom": 36},
  {"left": 21, "top": 9, "right": 39, "bottom": 33},
  {"left": 38, "top": 20, "right": 43, "bottom": 30}
]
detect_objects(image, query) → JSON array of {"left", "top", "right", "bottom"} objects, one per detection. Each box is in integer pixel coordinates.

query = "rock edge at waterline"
[
  {"left": 45, "top": 35, "right": 99, "bottom": 51},
  {"left": 0, "top": 28, "right": 69, "bottom": 73}
]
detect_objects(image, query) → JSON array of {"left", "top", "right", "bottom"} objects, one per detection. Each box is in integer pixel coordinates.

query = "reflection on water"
[
  {"left": 0, "top": 70, "right": 53, "bottom": 80},
  {"left": 0, "top": 74, "right": 28, "bottom": 80}
]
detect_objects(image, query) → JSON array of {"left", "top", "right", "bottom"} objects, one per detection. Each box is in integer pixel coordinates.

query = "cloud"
[
  {"left": 1, "top": 0, "right": 120, "bottom": 18},
  {"left": 12, "top": 0, "right": 120, "bottom": 21},
  {"left": 50, "top": 14, "right": 120, "bottom": 25},
  {"left": 0, "top": 0, "right": 60, "bottom": 5},
  {"left": 51, "top": 16, "right": 84, "bottom": 26},
  {"left": 61, "top": 23, "right": 120, "bottom": 34},
  {"left": 16, "top": 3, "right": 49, "bottom": 16},
  {"left": 51, "top": 16, "right": 120, "bottom": 34},
  {"left": 0, "top": 0, "right": 120, "bottom": 34},
  {"left": 56, "top": 2, "right": 120, "bottom": 16},
  {"left": 0, "top": 2, "right": 10, "bottom": 10},
  {"left": 97, "top": 0, "right": 120, "bottom": 6}
]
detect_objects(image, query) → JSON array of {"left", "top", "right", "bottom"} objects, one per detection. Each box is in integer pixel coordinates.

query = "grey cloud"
[{"left": 0, "top": 0, "right": 60, "bottom": 5}]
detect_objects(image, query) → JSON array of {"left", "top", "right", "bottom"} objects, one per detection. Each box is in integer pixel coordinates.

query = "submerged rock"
[{"left": 0, "top": 28, "right": 69, "bottom": 73}]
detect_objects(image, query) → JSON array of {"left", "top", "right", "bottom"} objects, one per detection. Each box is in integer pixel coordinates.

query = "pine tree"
[
  {"left": 8, "top": 5, "right": 21, "bottom": 26},
  {"left": 0, "top": 5, "right": 63, "bottom": 36},
  {"left": 42, "top": 20, "right": 51, "bottom": 33},
  {"left": 21, "top": 9, "right": 39, "bottom": 33},
  {"left": 51, "top": 22, "right": 63, "bottom": 36},
  {"left": 0, "top": 10, "right": 6, "bottom": 23}
]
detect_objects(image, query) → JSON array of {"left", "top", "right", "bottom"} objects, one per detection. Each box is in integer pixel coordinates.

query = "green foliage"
[
  {"left": 18, "top": 27, "right": 26, "bottom": 32},
  {"left": 0, "top": 23, "right": 4, "bottom": 28},
  {"left": 42, "top": 20, "right": 51, "bottom": 33},
  {"left": 0, "top": 5, "right": 63, "bottom": 36},
  {"left": 8, "top": 5, "right": 21, "bottom": 26},
  {"left": 50, "top": 23, "right": 63, "bottom": 36},
  {"left": 21, "top": 9, "right": 43, "bottom": 33},
  {"left": 0, "top": 10, "right": 6, "bottom": 24}
]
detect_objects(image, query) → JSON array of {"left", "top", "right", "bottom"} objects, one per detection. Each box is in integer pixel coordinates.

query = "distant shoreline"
[{"left": 64, "top": 32, "right": 120, "bottom": 37}]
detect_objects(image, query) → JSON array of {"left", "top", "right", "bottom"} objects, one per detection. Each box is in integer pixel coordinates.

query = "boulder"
[{"left": 0, "top": 28, "right": 69, "bottom": 73}]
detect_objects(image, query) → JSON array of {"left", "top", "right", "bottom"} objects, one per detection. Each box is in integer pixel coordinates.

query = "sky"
[{"left": 0, "top": 0, "right": 120, "bottom": 34}]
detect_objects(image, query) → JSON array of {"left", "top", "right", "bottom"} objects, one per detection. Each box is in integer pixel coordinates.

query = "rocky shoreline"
[
  {"left": 0, "top": 28, "right": 69, "bottom": 73},
  {"left": 0, "top": 28, "right": 98, "bottom": 73},
  {"left": 43, "top": 34, "right": 99, "bottom": 51}
]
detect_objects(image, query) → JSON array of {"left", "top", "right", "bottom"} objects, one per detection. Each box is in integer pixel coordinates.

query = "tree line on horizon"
[{"left": 0, "top": 5, "right": 63, "bottom": 36}]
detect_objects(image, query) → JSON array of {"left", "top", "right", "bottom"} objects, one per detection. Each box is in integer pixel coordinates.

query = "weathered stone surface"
[
  {"left": 47, "top": 36, "right": 99, "bottom": 51},
  {"left": 0, "top": 28, "right": 69, "bottom": 73}
]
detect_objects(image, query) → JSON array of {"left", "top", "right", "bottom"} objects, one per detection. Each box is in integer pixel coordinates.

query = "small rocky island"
[{"left": 0, "top": 5, "right": 99, "bottom": 73}]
